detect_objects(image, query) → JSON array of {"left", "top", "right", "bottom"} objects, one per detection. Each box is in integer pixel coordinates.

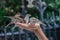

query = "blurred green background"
[{"left": 0, "top": 0, "right": 60, "bottom": 32}]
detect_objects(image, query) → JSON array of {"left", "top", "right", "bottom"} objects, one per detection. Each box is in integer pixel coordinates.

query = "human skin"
[{"left": 15, "top": 22, "right": 48, "bottom": 40}]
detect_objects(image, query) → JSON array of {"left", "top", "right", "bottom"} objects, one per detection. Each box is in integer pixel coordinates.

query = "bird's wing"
[{"left": 4, "top": 16, "right": 14, "bottom": 19}]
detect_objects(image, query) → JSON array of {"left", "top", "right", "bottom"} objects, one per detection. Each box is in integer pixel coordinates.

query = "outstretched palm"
[{"left": 15, "top": 22, "right": 40, "bottom": 32}]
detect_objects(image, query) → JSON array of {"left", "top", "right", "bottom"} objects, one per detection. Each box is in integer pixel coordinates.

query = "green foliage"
[{"left": 45, "top": 0, "right": 60, "bottom": 9}]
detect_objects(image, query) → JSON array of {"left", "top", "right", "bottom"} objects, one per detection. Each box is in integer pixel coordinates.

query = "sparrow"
[
  {"left": 4, "top": 13, "right": 24, "bottom": 28},
  {"left": 30, "top": 17, "right": 46, "bottom": 26}
]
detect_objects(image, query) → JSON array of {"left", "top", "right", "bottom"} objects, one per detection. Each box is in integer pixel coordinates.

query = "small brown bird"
[
  {"left": 29, "top": 17, "right": 46, "bottom": 29},
  {"left": 4, "top": 12, "right": 24, "bottom": 28},
  {"left": 24, "top": 14, "right": 31, "bottom": 23},
  {"left": 30, "top": 17, "right": 46, "bottom": 26}
]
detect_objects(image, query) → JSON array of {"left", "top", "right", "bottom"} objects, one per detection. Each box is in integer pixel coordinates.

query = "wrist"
[
  {"left": 34, "top": 28, "right": 42, "bottom": 34},
  {"left": 34, "top": 28, "right": 48, "bottom": 40}
]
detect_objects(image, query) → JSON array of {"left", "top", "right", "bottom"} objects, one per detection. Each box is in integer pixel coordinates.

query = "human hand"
[
  {"left": 15, "top": 22, "right": 40, "bottom": 33},
  {"left": 15, "top": 22, "right": 48, "bottom": 40}
]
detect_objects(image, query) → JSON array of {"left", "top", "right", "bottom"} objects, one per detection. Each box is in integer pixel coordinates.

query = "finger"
[
  {"left": 15, "top": 22, "right": 29, "bottom": 29},
  {"left": 28, "top": 23, "right": 34, "bottom": 26}
]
